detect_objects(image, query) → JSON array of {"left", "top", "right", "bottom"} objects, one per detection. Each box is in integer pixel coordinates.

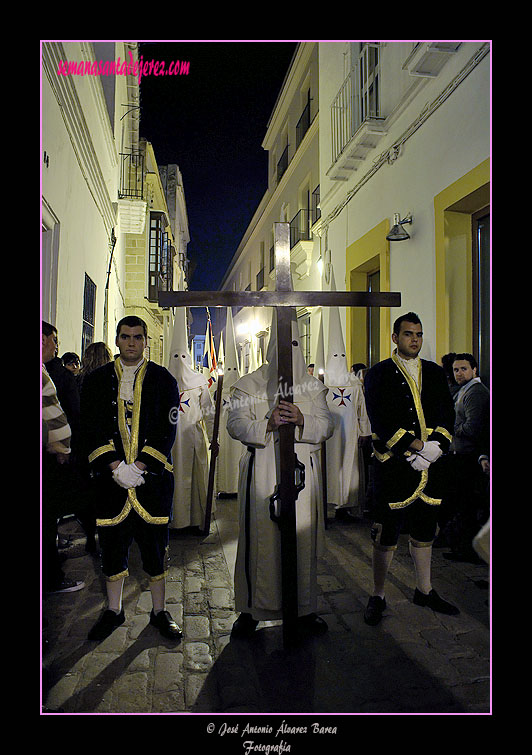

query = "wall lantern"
[{"left": 386, "top": 213, "right": 413, "bottom": 241}]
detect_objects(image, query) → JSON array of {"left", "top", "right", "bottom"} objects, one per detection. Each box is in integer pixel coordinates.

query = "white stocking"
[
  {"left": 409, "top": 541, "right": 432, "bottom": 595},
  {"left": 150, "top": 578, "right": 166, "bottom": 614},
  {"left": 106, "top": 576, "right": 125, "bottom": 614},
  {"left": 372, "top": 547, "right": 394, "bottom": 598}
]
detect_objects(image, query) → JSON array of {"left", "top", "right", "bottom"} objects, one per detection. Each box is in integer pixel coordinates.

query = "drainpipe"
[{"left": 103, "top": 228, "right": 117, "bottom": 345}]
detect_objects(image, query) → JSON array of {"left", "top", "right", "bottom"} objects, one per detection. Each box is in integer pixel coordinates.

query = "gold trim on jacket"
[
  {"left": 96, "top": 359, "right": 170, "bottom": 527},
  {"left": 88, "top": 440, "right": 116, "bottom": 463},
  {"left": 385, "top": 353, "right": 442, "bottom": 509}
]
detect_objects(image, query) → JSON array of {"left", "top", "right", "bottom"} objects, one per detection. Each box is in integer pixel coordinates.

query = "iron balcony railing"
[
  {"left": 290, "top": 209, "right": 312, "bottom": 248},
  {"left": 119, "top": 150, "right": 145, "bottom": 199}
]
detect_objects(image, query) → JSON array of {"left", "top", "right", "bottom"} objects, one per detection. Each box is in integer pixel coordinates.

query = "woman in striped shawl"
[{"left": 42, "top": 321, "right": 85, "bottom": 594}]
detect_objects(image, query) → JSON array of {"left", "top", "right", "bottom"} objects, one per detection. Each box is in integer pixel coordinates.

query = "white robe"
[
  {"left": 227, "top": 364, "right": 333, "bottom": 620},
  {"left": 170, "top": 382, "right": 215, "bottom": 529},
  {"left": 215, "top": 308, "right": 243, "bottom": 495},
  {"left": 216, "top": 387, "right": 244, "bottom": 494},
  {"left": 325, "top": 373, "right": 371, "bottom": 514},
  {"left": 168, "top": 309, "right": 216, "bottom": 529}
]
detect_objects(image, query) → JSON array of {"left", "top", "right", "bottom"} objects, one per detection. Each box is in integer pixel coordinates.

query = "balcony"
[
  {"left": 290, "top": 208, "right": 312, "bottom": 248},
  {"left": 403, "top": 42, "right": 462, "bottom": 78},
  {"left": 117, "top": 150, "right": 147, "bottom": 233},
  {"left": 290, "top": 209, "right": 313, "bottom": 279},
  {"left": 327, "top": 44, "right": 387, "bottom": 181},
  {"left": 119, "top": 150, "right": 145, "bottom": 199}
]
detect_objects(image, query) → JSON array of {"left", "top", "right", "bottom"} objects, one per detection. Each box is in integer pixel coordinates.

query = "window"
[
  {"left": 160, "top": 233, "right": 174, "bottom": 295},
  {"left": 257, "top": 243, "right": 266, "bottom": 290},
  {"left": 359, "top": 43, "right": 380, "bottom": 121},
  {"left": 81, "top": 273, "right": 96, "bottom": 356},
  {"left": 148, "top": 211, "right": 167, "bottom": 301},
  {"left": 312, "top": 185, "right": 321, "bottom": 225},
  {"left": 298, "top": 314, "right": 311, "bottom": 365},
  {"left": 296, "top": 89, "right": 311, "bottom": 150},
  {"left": 277, "top": 142, "right": 289, "bottom": 183},
  {"left": 472, "top": 209, "right": 490, "bottom": 388}
]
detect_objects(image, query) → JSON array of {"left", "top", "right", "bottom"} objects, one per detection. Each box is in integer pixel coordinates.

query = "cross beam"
[
  {"left": 159, "top": 290, "right": 399, "bottom": 308},
  {"left": 160, "top": 222, "right": 401, "bottom": 647}
]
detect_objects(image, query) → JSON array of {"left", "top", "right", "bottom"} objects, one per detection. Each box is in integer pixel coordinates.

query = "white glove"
[
  {"left": 417, "top": 440, "right": 442, "bottom": 463},
  {"left": 112, "top": 461, "right": 145, "bottom": 489},
  {"left": 407, "top": 454, "right": 431, "bottom": 471}
]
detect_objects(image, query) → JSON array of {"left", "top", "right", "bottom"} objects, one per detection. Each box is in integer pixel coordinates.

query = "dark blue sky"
[{"left": 138, "top": 41, "right": 298, "bottom": 306}]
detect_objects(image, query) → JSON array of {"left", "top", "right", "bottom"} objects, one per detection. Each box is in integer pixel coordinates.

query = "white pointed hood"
[
  {"left": 232, "top": 308, "right": 326, "bottom": 404},
  {"left": 325, "top": 269, "right": 350, "bottom": 386},
  {"left": 314, "top": 311, "right": 326, "bottom": 377},
  {"left": 217, "top": 331, "right": 225, "bottom": 369},
  {"left": 222, "top": 307, "right": 241, "bottom": 392},
  {"left": 168, "top": 308, "right": 208, "bottom": 390}
]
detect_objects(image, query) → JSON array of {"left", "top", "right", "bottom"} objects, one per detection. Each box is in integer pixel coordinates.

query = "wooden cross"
[{"left": 159, "top": 222, "right": 401, "bottom": 647}]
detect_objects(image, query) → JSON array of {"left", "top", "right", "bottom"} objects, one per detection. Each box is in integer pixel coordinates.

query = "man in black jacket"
[
  {"left": 363, "top": 313, "right": 459, "bottom": 625},
  {"left": 81, "top": 316, "right": 182, "bottom": 641}
]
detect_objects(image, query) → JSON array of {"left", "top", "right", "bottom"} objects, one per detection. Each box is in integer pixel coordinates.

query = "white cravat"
[
  {"left": 397, "top": 354, "right": 420, "bottom": 389},
  {"left": 119, "top": 359, "right": 144, "bottom": 402}
]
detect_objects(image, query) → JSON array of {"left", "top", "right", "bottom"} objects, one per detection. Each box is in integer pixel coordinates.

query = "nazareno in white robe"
[
  {"left": 168, "top": 309, "right": 215, "bottom": 529},
  {"left": 227, "top": 313, "right": 334, "bottom": 620},
  {"left": 324, "top": 303, "right": 371, "bottom": 514},
  {"left": 216, "top": 307, "right": 244, "bottom": 495}
]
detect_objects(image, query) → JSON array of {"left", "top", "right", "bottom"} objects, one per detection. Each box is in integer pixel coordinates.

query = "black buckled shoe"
[
  {"left": 298, "top": 613, "right": 328, "bottom": 636},
  {"left": 413, "top": 588, "right": 459, "bottom": 615},
  {"left": 150, "top": 610, "right": 183, "bottom": 640},
  {"left": 88, "top": 609, "right": 125, "bottom": 641},
  {"left": 364, "top": 595, "right": 386, "bottom": 626},
  {"left": 231, "top": 612, "right": 259, "bottom": 638}
]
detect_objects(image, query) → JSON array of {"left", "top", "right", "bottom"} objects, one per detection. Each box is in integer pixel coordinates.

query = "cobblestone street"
[{"left": 42, "top": 498, "right": 490, "bottom": 718}]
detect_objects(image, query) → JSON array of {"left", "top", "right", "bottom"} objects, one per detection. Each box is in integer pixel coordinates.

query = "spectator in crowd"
[
  {"left": 442, "top": 353, "right": 490, "bottom": 564},
  {"left": 441, "top": 353, "right": 460, "bottom": 397},
  {"left": 61, "top": 352, "right": 81, "bottom": 377},
  {"left": 42, "top": 323, "right": 85, "bottom": 594}
]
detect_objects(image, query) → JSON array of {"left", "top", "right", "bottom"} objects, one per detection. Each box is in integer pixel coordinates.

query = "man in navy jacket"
[
  {"left": 363, "top": 313, "right": 459, "bottom": 625},
  {"left": 81, "top": 316, "right": 182, "bottom": 641}
]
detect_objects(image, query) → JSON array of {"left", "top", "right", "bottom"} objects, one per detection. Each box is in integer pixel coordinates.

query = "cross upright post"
[{"left": 272, "top": 222, "right": 299, "bottom": 647}]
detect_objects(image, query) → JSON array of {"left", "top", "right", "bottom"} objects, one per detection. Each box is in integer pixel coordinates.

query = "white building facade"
[
  {"left": 319, "top": 41, "right": 490, "bottom": 379},
  {"left": 42, "top": 41, "right": 190, "bottom": 364}
]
